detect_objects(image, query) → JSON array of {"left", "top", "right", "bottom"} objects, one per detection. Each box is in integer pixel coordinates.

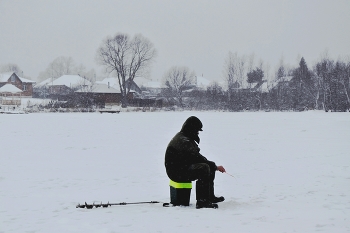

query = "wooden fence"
[{"left": 0, "top": 99, "right": 21, "bottom": 105}]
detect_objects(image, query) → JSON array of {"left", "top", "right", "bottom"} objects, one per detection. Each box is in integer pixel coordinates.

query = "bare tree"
[
  {"left": 335, "top": 60, "right": 350, "bottom": 109},
  {"left": 222, "top": 52, "right": 248, "bottom": 111},
  {"left": 75, "top": 64, "right": 96, "bottom": 84},
  {"left": 276, "top": 55, "right": 293, "bottom": 78},
  {"left": 312, "top": 53, "right": 331, "bottom": 110},
  {"left": 223, "top": 51, "right": 238, "bottom": 102},
  {"left": 163, "top": 66, "right": 195, "bottom": 107},
  {"left": 247, "top": 53, "right": 255, "bottom": 73},
  {"left": 83, "top": 69, "right": 97, "bottom": 84},
  {"left": 0, "top": 63, "right": 23, "bottom": 75},
  {"left": 37, "top": 56, "right": 77, "bottom": 82},
  {"left": 236, "top": 55, "right": 246, "bottom": 89},
  {"left": 314, "top": 55, "right": 350, "bottom": 111},
  {"left": 315, "top": 58, "right": 333, "bottom": 110},
  {"left": 97, "top": 33, "right": 157, "bottom": 107},
  {"left": 264, "top": 63, "right": 271, "bottom": 83},
  {"left": 49, "top": 56, "right": 75, "bottom": 78}
]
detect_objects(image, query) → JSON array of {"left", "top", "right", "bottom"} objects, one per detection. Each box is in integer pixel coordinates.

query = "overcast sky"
[{"left": 1, "top": 0, "right": 350, "bottom": 82}]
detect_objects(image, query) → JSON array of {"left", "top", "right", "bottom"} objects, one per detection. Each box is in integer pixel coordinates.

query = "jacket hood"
[
  {"left": 181, "top": 116, "right": 203, "bottom": 132},
  {"left": 180, "top": 116, "right": 203, "bottom": 144}
]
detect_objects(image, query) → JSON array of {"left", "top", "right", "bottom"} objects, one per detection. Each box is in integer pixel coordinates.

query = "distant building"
[
  {"left": 75, "top": 83, "right": 134, "bottom": 107},
  {"left": 0, "top": 72, "right": 36, "bottom": 97},
  {"left": 267, "top": 76, "right": 294, "bottom": 92},
  {"left": 0, "top": 84, "right": 23, "bottom": 107},
  {"left": 133, "top": 77, "right": 163, "bottom": 97},
  {"left": 194, "top": 75, "right": 211, "bottom": 90},
  {"left": 36, "top": 75, "right": 91, "bottom": 95},
  {"left": 97, "top": 77, "right": 141, "bottom": 93}
]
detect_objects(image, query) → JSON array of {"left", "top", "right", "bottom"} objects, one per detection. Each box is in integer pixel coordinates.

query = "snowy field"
[{"left": 1, "top": 111, "right": 349, "bottom": 233}]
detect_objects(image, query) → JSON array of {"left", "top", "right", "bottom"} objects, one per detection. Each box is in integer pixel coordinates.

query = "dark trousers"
[{"left": 184, "top": 163, "right": 216, "bottom": 201}]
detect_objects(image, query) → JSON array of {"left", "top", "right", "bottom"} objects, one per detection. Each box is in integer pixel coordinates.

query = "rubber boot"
[{"left": 209, "top": 182, "right": 225, "bottom": 203}]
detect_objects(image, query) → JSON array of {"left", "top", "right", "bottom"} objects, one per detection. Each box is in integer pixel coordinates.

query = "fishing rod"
[{"left": 225, "top": 172, "right": 235, "bottom": 178}]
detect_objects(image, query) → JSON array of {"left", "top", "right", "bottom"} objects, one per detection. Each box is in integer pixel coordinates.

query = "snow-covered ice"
[{"left": 0, "top": 111, "right": 349, "bottom": 232}]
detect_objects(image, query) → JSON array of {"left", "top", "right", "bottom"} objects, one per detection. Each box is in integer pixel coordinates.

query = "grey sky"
[{"left": 1, "top": 0, "right": 349, "bottom": 82}]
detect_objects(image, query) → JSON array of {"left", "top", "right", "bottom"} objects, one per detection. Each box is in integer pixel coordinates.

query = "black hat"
[{"left": 181, "top": 116, "right": 203, "bottom": 132}]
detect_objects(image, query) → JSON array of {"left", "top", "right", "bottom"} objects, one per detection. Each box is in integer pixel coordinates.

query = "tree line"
[
  {"left": 2, "top": 32, "right": 349, "bottom": 111},
  {"left": 162, "top": 53, "right": 350, "bottom": 112}
]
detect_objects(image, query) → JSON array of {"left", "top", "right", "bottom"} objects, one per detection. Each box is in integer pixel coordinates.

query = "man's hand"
[{"left": 217, "top": 165, "right": 226, "bottom": 173}]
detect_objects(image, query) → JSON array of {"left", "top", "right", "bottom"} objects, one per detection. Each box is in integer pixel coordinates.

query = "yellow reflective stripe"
[{"left": 169, "top": 180, "right": 192, "bottom": 189}]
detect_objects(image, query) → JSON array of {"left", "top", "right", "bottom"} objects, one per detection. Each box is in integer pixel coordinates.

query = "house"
[
  {"left": 194, "top": 75, "right": 211, "bottom": 90},
  {"left": 267, "top": 76, "right": 294, "bottom": 92},
  {"left": 75, "top": 83, "right": 135, "bottom": 107},
  {"left": 97, "top": 76, "right": 166, "bottom": 107},
  {"left": 0, "top": 84, "right": 23, "bottom": 107},
  {"left": 245, "top": 80, "right": 267, "bottom": 92},
  {"left": 36, "top": 78, "right": 53, "bottom": 87},
  {"left": 180, "top": 75, "right": 213, "bottom": 95},
  {"left": 253, "top": 80, "right": 269, "bottom": 93},
  {"left": 132, "top": 77, "right": 163, "bottom": 97},
  {"left": 97, "top": 76, "right": 144, "bottom": 94},
  {"left": 95, "top": 77, "right": 119, "bottom": 88},
  {"left": 37, "top": 75, "right": 92, "bottom": 95},
  {"left": 97, "top": 76, "right": 167, "bottom": 95},
  {"left": 97, "top": 77, "right": 167, "bottom": 107},
  {"left": 241, "top": 76, "right": 297, "bottom": 95},
  {"left": 0, "top": 72, "right": 36, "bottom": 97}
]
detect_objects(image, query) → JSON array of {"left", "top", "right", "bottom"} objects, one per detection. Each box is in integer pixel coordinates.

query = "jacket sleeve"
[{"left": 181, "top": 138, "right": 217, "bottom": 169}]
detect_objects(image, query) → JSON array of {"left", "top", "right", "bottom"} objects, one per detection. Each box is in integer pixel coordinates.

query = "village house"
[
  {"left": 132, "top": 76, "right": 163, "bottom": 97},
  {"left": 96, "top": 76, "right": 165, "bottom": 107},
  {"left": 0, "top": 72, "right": 36, "bottom": 97},
  {"left": 75, "top": 83, "right": 135, "bottom": 107},
  {"left": 181, "top": 75, "right": 212, "bottom": 97},
  {"left": 253, "top": 76, "right": 294, "bottom": 94},
  {"left": 194, "top": 75, "right": 211, "bottom": 90},
  {"left": 36, "top": 74, "right": 92, "bottom": 95},
  {"left": 96, "top": 76, "right": 142, "bottom": 93},
  {"left": 0, "top": 84, "right": 23, "bottom": 108}
]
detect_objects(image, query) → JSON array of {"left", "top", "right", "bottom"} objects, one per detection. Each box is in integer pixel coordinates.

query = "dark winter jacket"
[{"left": 164, "top": 116, "right": 217, "bottom": 182}]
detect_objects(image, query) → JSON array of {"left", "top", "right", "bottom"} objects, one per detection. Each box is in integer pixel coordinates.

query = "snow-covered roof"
[
  {"left": 46, "top": 75, "right": 91, "bottom": 88},
  {"left": 76, "top": 83, "right": 135, "bottom": 94},
  {"left": 145, "top": 81, "right": 163, "bottom": 88},
  {"left": 111, "top": 84, "right": 120, "bottom": 90},
  {"left": 0, "top": 72, "right": 35, "bottom": 83},
  {"left": 0, "top": 84, "right": 23, "bottom": 93},
  {"left": 76, "top": 83, "right": 121, "bottom": 93},
  {"left": 0, "top": 73, "right": 13, "bottom": 82},
  {"left": 36, "top": 78, "right": 53, "bottom": 87},
  {"left": 133, "top": 77, "right": 151, "bottom": 87},
  {"left": 265, "top": 76, "right": 294, "bottom": 91},
  {"left": 18, "top": 76, "right": 36, "bottom": 83},
  {"left": 98, "top": 76, "right": 163, "bottom": 89},
  {"left": 216, "top": 81, "right": 226, "bottom": 91},
  {"left": 195, "top": 75, "right": 211, "bottom": 89},
  {"left": 96, "top": 77, "right": 119, "bottom": 87},
  {"left": 258, "top": 81, "right": 268, "bottom": 93},
  {"left": 279, "top": 76, "right": 293, "bottom": 82},
  {"left": 134, "top": 77, "right": 162, "bottom": 89}
]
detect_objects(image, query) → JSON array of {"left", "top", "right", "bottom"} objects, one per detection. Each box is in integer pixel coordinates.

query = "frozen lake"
[{"left": 1, "top": 111, "right": 349, "bottom": 232}]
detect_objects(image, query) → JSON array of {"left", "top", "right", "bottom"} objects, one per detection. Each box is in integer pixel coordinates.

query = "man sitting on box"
[{"left": 165, "top": 116, "right": 226, "bottom": 209}]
